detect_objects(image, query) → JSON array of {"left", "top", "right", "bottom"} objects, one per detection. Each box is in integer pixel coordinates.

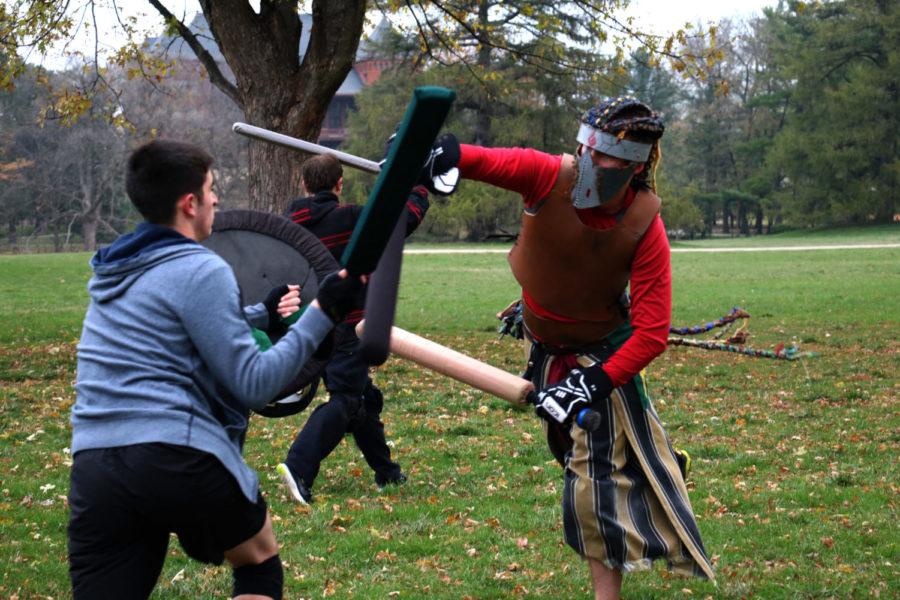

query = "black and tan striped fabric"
[{"left": 532, "top": 348, "right": 715, "bottom": 580}]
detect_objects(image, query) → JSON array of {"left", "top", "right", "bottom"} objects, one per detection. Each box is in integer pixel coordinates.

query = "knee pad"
[{"left": 232, "top": 554, "right": 283, "bottom": 600}]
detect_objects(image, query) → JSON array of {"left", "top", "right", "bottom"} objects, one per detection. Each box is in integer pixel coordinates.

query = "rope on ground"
[{"left": 668, "top": 307, "right": 818, "bottom": 361}]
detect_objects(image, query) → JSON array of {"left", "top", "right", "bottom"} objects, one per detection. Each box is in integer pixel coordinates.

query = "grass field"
[{"left": 0, "top": 237, "right": 897, "bottom": 599}]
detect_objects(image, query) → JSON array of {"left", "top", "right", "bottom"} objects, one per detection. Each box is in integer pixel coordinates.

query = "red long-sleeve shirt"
[{"left": 458, "top": 144, "right": 671, "bottom": 387}]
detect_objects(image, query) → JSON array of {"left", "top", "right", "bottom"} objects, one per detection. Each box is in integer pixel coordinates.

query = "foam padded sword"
[{"left": 234, "top": 86, "right": 456, "bottom": 365}]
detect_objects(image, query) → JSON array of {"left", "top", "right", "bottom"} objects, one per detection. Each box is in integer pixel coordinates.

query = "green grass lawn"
[
  {"left": 0, "top": 239, "right": 897, "bottom": 599},
  {"left": 669, "top": 223, "right": 900, "bottom": 248}
]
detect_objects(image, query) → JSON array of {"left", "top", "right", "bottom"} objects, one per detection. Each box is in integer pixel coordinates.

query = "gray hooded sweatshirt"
[{"left": 72, "top": 223, "right": 334, "bottom": 501}]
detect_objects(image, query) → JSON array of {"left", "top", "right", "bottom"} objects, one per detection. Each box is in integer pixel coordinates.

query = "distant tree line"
[
  {"left": 0, "top": 61, "right": 248, "bottom": 252},
  {"left": 343, "top": 0, "right": 897, "bottom": 240},
  {"left": 0, "top": 0, "right": 895, "bottom": 250}
]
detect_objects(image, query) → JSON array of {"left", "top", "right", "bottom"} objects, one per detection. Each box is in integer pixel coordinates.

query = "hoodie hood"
[
  {"left": 286, "top": 191, "right": 340, "bottom": 228},
  {"left": 89, "top": 222, "right": 207, "bottom": 303}
]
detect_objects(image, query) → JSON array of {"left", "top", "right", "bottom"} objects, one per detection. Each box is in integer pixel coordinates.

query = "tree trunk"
[
  {"left": 473, "top": 0, "right": 493, "bottom": 147},
  {"left": 82, "top": 210, "right": 99, "bottom": 252},
  {"left": 184, "top": 0, "right": 367, "bottom": 213},
  {"left": 755, "top": 206, "right": 764, "bottom": 234},
  {"left": 245, "top": 128, "right": 306, "bottom": 214},
  {"left": 7, "top": 222, "right": 17, "bottom": 253}
]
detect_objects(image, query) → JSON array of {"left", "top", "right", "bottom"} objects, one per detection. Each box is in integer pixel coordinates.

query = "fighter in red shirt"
[
  {"left": 424, "top": 97, "right": 714, "bottom": 598},
  {"left": 457, "top": 144, "right": 671, "bottom": 388}
]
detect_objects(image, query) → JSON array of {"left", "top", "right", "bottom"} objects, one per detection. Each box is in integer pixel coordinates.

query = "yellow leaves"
[
  {"left": 329, "top": 514, "right": 351, "bottom": 532},
  {"left": 375, "top": 549, "right": 397, "bottom": 562},
  {"left": 0, "top": 158, "right": 34, "bottom": 182},
  {"left": 41, "top": 89, "right": 92, "bottom": 127},
  {"left": 415, "top": 556, "right": 441, "bottom": 571}
]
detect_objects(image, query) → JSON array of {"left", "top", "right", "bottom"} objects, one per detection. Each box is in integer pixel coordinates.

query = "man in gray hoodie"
[{"left": 67, "top": 139, "right": 364, "bottom": 600}]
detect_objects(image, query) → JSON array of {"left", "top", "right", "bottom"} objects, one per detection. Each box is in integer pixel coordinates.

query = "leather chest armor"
[{"left": 508, "top": 154, "right": 660, "bottom": 346}]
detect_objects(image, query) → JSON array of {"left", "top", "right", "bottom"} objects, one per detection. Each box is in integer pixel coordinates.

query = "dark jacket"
[
  {"left": 285, "top": 187, "right": 430, "bottom": 324},
  {"left": 285, "top": 187, "right": 430, "bottom": 263}
]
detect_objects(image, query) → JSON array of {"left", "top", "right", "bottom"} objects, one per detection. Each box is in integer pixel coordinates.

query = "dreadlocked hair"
[{"left": 581, "top": 96, "right": 665, "bottom": 192}]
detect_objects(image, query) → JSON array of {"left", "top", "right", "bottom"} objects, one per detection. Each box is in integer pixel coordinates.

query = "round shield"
[{"left": 203, "top": 209, "right": 340, "bottom": 416}]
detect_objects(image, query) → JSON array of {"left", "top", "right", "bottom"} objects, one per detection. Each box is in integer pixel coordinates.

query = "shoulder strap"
[{"left": 619, "top": 189, "right": 661, "bottom": 239}]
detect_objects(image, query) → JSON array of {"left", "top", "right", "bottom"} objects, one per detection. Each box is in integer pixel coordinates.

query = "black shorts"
[{"left": 68, "top": 443, "right": 268, "bottom": 600}]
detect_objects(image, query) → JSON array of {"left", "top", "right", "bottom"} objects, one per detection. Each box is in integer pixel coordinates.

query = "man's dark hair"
[
  {"left": 125, "top": 140, "right": 214, "bottom": 224},
  {"left": 301, "top": 154, "right": 343, "bottom": 195}
]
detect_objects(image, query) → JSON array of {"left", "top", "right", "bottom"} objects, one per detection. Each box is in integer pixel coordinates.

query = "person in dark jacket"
[{"left": 277, "top": 153, "right": 429, "bottom": 504}]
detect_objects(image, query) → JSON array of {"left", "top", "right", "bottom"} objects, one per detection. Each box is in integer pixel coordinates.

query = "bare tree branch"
[{"left": 145, "top": 0, "right": 242, "bottom": 109}]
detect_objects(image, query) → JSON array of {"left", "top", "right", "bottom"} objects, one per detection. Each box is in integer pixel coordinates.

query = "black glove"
[
  {"left": 530, "top": 366, "right": 613, "bottom": 426},
  {"left": 496, "top": 299, "right": 524, "bottom": 340},
  {"left": 316, "top": 272, "right": 366, "bottom": 324},
  {"left": 420, "top": 133, "right": 460, "bottom": 196},
  {"left": 262, "top": 285, "right": 290, "bottom": 336}
]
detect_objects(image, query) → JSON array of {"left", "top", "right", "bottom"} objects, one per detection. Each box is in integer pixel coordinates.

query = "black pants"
[
  {"left": 285, "top": 323, "right": 401, "bottom": 487},
  {"left": 67, "top": 443, "right": 268, "bottom": 600}
]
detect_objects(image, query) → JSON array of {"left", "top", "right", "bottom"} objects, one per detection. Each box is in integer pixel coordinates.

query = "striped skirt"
[{"left": 533, "top": 348, "right": 715, "bottom": 580}]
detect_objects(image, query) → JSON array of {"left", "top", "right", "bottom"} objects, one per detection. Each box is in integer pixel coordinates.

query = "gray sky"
[
  {"left": 624, "top": 0, "right": 777, "bottom": 34},
  {"left": 39, "top": 0, "right": 778, "bottom": 70}
]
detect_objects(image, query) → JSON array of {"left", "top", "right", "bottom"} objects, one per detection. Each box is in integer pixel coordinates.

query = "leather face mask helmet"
[
  {"left": 570, "top": 124, "right": 651, "bottom": 209},
  {"left": 572, "top": 150, "right": 638, "bottom": 209}
]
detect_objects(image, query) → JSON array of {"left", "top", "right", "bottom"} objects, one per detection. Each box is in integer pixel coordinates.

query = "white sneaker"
[{"left": 276, "top": 463, "right": 312, "bottom": 505}]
